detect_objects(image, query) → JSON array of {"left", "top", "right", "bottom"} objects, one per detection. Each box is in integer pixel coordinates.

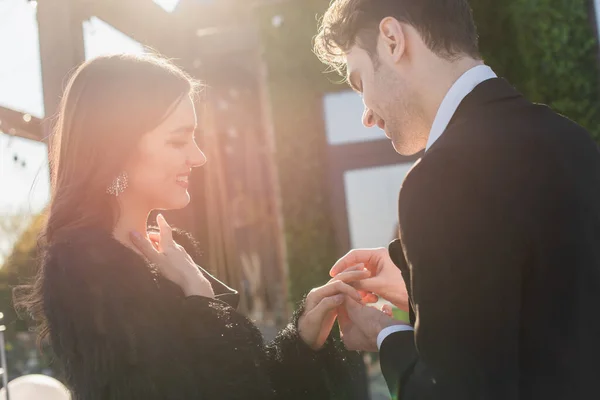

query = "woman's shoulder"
[
  {"left": 44, "top": 227, "right": 143, "bottom": 277},
  {"left": 47, "top": 227, "right": 116, "bottom": 257}
]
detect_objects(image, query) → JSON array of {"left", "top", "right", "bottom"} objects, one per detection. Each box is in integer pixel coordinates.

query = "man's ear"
[{"left": 379, "top": 17, "right": 406, "bottom": 63}]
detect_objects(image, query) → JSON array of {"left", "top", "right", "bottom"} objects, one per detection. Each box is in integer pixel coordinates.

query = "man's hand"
[
  {"left": 298, "top": 268, "right": 374, "bottom": 350},
  {"left": 338, "top": 298, "right": 407, "bottom": 352},
  {"left": 331, "top": 248, "right": 409, "bottom": 311}
]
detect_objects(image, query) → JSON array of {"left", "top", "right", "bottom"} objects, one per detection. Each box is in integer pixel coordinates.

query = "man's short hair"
[{"left": 314, "top": 0, "right": 481, "bottom": 73}]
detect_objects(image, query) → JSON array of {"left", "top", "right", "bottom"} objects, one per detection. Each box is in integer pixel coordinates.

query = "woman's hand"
[
  {"left": 298, "top": 267, "right": 375, "bottom": 350},
  {"left": 130, "top": 214, "right": 214, "bottom": 298}
]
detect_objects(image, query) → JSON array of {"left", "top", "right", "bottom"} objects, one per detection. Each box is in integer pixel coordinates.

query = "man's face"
[{"left": 346, "top": 44, "right": 425, "bottom": 155}]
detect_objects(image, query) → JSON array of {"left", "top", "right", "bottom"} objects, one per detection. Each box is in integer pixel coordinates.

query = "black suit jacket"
[{"left": 380, "top": 78, "right": 600, "bottom": 400}]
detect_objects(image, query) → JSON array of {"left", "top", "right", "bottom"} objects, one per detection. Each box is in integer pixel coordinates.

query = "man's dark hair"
[{"left": 314, "top": 0, "right": 481, "bottom": 73}]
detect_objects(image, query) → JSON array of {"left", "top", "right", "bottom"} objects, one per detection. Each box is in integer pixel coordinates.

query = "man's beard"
[
  {"left": 385, "top": 102, "right": 427, "bottom": 156},
  {"left": 375, "top": 64, "right": 427, "bottom": 155}
]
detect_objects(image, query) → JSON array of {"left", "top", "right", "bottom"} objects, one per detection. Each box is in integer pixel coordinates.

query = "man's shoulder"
[
  {"left": 400, "top": 101, "right": 597, "bottom": 211},
  {"left": 419, "top": 101, "right": 591, "bottom": 173},
  {"left": 445, "top": 98, "right": 589, "bottom": 149}
]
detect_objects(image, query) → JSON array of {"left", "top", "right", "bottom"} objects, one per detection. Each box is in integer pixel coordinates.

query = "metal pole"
[{"left": 0, "top": 318, "right": 9, "bottom": 400}]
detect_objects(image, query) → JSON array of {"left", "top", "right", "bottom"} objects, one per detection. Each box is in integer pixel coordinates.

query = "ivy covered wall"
[{"left": 472, "top": 0, "right": 600, "bottom": 139}]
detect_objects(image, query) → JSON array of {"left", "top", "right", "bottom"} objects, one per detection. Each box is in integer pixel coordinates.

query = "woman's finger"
[
  {"left": 147, "top": 231, "right": 162, "bottom": 251},
  {"left": 305, "top": 281, "right": 361, "bottom": 311},
  {"left": 362, "top": 293, "right": 379, "bottom": 304},
  {"left": 130, "top": 231, "right": 161, "bottom": 263},
  {"left": 306, "top": 295, "right": 345, "bottom": 328},
  {"left": 157, "top": 214, "right": 174, "bottom": 248},
  {"left": 382, "top": 304, "right": 393, "bottom": 317},
  {"left": 148, "top": 231, "right": 160, "bottom": 241}
]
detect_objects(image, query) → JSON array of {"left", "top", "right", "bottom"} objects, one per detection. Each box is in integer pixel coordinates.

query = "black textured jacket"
[{"left": 42, "top": 227, "right": 361, "bottom": 399}]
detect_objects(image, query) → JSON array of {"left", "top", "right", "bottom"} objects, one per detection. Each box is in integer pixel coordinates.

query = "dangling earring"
[{"left": 106, "top": 172, "right": 128, "bottom": 196}]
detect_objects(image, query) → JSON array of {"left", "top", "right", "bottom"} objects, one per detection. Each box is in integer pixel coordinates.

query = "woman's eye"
[{"left": 169, "top": 141, "right": 187, "bottom": 148}]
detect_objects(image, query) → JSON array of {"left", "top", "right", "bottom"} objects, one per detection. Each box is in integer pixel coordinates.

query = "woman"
[{"left": 15, "top": 54, "right": 369, "bottom": 399}]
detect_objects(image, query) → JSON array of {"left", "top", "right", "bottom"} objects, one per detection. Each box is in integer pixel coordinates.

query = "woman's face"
[{"left": 124, "top": 95, "right": 206, "bottom": 211}]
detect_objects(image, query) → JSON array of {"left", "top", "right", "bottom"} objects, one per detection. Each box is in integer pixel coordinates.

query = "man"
[{"left": 314, "top": 0, "right": 600, "bottom": 399}]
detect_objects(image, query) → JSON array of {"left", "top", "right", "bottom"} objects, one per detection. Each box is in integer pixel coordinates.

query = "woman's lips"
[{"left": 176, "top": 175, "right": 189, "bottom": 189}]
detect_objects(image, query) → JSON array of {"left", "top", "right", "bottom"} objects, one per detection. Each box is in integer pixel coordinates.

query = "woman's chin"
[{"left": 162, "top": 193, "right": 191, "bottom": 210}]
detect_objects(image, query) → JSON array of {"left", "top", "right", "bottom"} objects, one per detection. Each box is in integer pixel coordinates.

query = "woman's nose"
[
  {"left": 188, "top": 144, "right": 207, "bottom": 168},
  {"left": 362, "top": 107, "right": 376, "bottom": 128}
]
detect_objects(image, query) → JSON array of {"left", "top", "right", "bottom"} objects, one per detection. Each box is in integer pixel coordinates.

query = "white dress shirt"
[
  {"left": 376, "top": 65, "right": 498, "bottom": 351},
  {"left": 426, "top": 65, "right": 497, "bottom": 150}
]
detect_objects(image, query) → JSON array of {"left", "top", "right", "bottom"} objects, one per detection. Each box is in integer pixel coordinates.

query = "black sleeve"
[
  {"left": 382, "top": 152, "right": 527, "bottom": 400},
  {"left": 173, "top": 226, "right": 366, "bottom": 399},
  {"left": 43, "top": 240, "right": 274, "bottom": 400},
  {"left": 261, "top": 299, "right": 366, "bottom": 400}
]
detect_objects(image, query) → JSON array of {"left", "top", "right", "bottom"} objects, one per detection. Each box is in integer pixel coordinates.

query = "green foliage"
[
  {"left": 0, "top": 212, "right": 56, "bottom": 378},
  {"left": 1, "top": 213, "right": 45, "bottom": 333},
  {"left": 473, "top": 0, "right": 600, "bottom": 139}
]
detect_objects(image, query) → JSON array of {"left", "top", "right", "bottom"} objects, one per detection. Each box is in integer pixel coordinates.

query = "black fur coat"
[{"left": 41, "top": 227, "right": 362, "bottom": 399}]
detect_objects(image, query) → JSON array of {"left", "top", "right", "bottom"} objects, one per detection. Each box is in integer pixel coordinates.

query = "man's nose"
[{"left": 362, "top": 107, "right": 376, "bottom": 128}]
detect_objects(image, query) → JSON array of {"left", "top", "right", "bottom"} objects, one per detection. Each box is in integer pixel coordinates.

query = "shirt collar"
[{"left": 425, "top": 65, "right": 497, "bottom": 151}]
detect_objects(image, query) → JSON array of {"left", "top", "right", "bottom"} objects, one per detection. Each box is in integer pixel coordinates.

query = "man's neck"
[{"left": 419, "top": 57, "right": 484, "bottom": 129}]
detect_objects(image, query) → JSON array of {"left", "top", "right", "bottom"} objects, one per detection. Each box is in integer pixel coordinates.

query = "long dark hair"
[{"left": 14, "top": 53, "right": 201, "bottom": 345}]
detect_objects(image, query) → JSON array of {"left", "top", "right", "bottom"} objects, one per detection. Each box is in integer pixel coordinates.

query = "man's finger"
[
  {"left": 330, "top": 248, "right": 382, "bottom": 277},
  {"left": 328, "top": 268, "right": 370, "bottom": 285},
  {"left": 306, "top": 281, "right": 361, "bottom": 311},
  {"left": 157, "top": 214, "right": 174, "bottom": 248},
  {"left": 342, "top": 264, "right": 366, "bottom": 273},
  {"left": 130, "top": 231, "right": 161, "bottom": 263},
  {"left": 348, "top": 277, "right": 380, "bottom": 294}
]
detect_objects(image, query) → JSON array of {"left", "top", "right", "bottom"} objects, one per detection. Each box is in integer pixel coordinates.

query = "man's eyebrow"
[{"left": 347, "top": 70, "right": 361, "bottom": 93}]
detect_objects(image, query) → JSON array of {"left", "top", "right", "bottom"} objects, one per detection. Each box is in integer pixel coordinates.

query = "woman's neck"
[{"left": 112, "top": 195, "right": 152, "bottom": 252}]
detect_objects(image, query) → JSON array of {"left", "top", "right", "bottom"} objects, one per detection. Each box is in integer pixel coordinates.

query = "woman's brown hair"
[{"left": 14, "top": 53, "right": 201, "bottom": 345}]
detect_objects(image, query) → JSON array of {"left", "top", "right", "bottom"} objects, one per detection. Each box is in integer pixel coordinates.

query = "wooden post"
[{"left": 37, "top": 0, "right": 85, "bottom": 138}]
